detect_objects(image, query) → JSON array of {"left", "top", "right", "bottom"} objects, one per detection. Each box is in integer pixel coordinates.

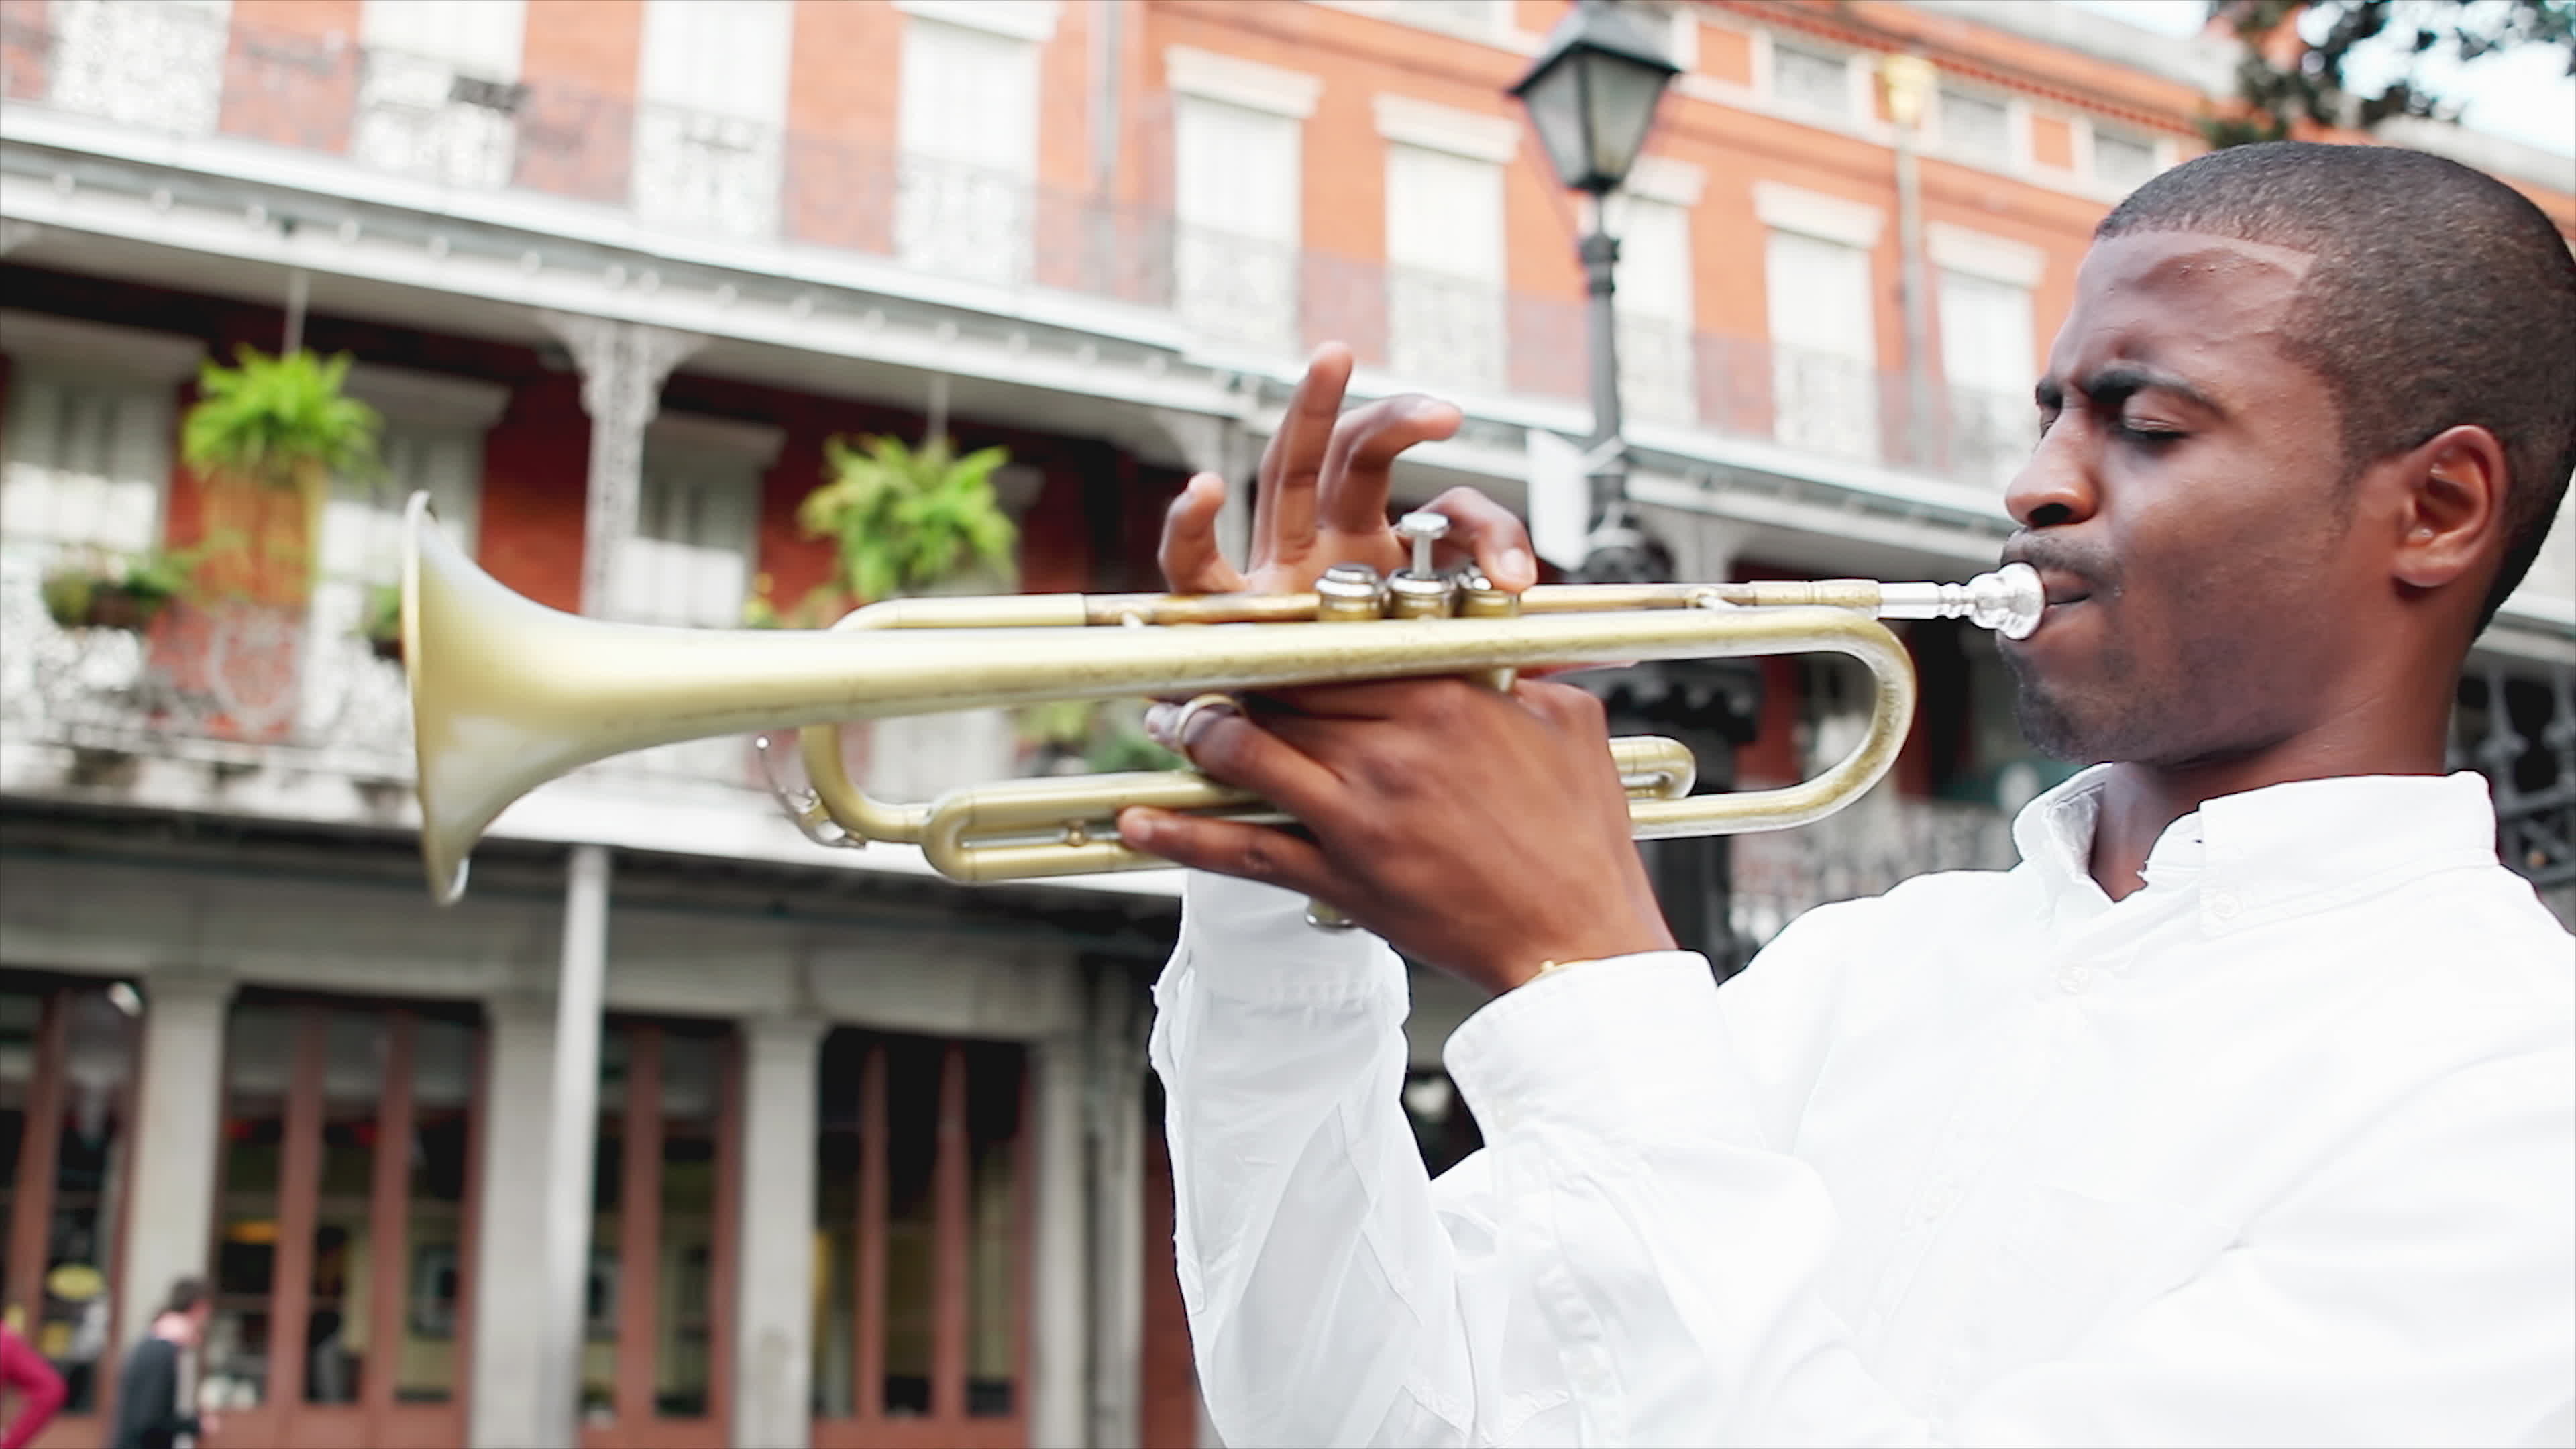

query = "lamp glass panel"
[
  {"left": 1580, "top": 49, "right": 1666, "bottom": 189},
  {"left": 1517, "top": 56, "right": 1591, "bottom": 191}
]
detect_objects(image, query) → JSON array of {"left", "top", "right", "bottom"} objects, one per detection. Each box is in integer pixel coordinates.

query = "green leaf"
[
  {"left": 798, "top": 430, "right": 1022, "bottom": 602},
  {"left": 182, "top": 345, "right": 384, "bottom": 492}
]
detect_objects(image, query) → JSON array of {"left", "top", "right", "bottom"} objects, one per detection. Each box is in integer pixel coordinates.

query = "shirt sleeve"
[{"left": 1157, "top": 877, "right": 2575, "bottom": 1447}]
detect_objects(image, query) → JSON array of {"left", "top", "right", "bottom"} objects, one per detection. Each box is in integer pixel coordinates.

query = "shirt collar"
[{"left": 2010, "top": 765, "right": 2500, "bottom": 927}]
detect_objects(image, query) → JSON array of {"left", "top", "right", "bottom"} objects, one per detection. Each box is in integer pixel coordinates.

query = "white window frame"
[
  {"left": 1759, "top": 32, "right": 1866, "bottom": 123},
  {"left": 0, "top": 310, "right": 201, "bottom": 554}
]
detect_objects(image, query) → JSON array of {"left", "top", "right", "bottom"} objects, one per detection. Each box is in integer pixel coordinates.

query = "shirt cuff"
[
  {"left": 1173, "top": 872, "right": 1406, "bottom": 1006},
  {"left": 1443, "top": 950, "right": 1766, "bottom": 1146}
]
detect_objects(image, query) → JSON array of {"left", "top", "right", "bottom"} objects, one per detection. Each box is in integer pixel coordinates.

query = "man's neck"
[{"left": 2086, "top": 722, "right": 2450, "bottom": 901}]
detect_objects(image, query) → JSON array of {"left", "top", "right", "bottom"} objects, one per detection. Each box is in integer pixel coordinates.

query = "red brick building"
[{"left": 0, "top": 3, "right": 2567, "bottom": 1448}]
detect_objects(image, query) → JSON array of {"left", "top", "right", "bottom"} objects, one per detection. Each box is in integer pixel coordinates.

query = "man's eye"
[{"left": 2115, "top": 418, "right": 2184, "bottom": 444}]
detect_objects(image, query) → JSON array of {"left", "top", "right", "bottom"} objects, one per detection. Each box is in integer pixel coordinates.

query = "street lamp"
[
  {"left": 1513, "top": 3, "right": 1758, "bottom": 973},
  {"left": 1509, "top": 0, "right": 1679, "bottom": 582}
]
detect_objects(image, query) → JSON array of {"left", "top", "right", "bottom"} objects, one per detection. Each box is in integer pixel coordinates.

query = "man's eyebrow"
[{"left": 2074, "top": 362, "right": 2224, "bottom": 416}]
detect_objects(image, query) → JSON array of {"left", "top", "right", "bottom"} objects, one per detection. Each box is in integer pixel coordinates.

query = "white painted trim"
[
  {"left": 1312, "top": 0, "right": 1520, "bottom": 49},
  {"left": 1371, "top": 94, "right": 1521, "bottom": 165},
  {"left": 344, "top": 361, "right": 511, "bottom": 428},
  {"left": 1752, "top": 181, "right": 1884, "bottom": 249},
  {"left": 1926, "top": 221, "right": 2044, "bottom": 289},
  {"left": 647, "top": 411, "right": 786, "bottom": 465},
  {"left": 1163, "top": 44, "right": 1321, "bottom": 120},
  {"left": 892, "top": 0, "right": 1057, "bottom": 44},
  {"left": 0, "top": 308, "right": 205, "bottom": 382},
  {"left": 1623, "top": 154, "right": 1706, "bottom": 209}
]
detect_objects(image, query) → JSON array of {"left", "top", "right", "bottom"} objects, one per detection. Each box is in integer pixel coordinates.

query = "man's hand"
[
  {"left": 1159, "top": 343, "right": 1537, "bottom": 594},
  {"left": 1125, "top": 342, "right": 1673, "bottom": 994},
  {"left": 1124, "top": 677, "right": 1675, "bottom": 993}
]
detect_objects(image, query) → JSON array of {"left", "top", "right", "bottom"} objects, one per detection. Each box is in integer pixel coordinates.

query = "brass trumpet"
[{"left": 400, "top": 494, "right": 2040, "bottom": 904}]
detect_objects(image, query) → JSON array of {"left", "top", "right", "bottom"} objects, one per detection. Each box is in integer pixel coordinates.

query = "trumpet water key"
[{"left": 400, "top": 495, "right": 2041, "bottom": 904}]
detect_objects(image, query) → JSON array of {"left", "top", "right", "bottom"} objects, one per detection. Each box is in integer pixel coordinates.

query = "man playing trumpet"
[{"left": 1124, "top": 141, "right": 2575, "bottom": 1445}]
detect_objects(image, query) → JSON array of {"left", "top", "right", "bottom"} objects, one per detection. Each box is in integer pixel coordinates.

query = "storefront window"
[
  {"left": 586, "top": 1017, "right": 736, "bottom": 1438},
  {"left": 395, "top": 1018, "right": 474, "bottom": 1403},
  {"left": 811, "top": 1030, "right": 1028, "bottom": 1438},
  {"left": 202, "top": 997, "right": 483, "bottom": 1441},
  {"left": 0, "top": 979, "right": 137, "bottom": 1416},
  {"left": 208, "top": 1003, "right": 294, "bottom": 1412}
]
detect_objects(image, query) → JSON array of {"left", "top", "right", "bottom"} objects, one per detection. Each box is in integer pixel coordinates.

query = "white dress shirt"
[{"left": 1148, "top": 768, "right": 2576, "bottom": 1447}]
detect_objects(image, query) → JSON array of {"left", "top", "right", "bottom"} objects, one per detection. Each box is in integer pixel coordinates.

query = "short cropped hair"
[
  {"left": 162, "top": 1277, "right": 208, "bottom": 1316},
  {"left": 2096, "top": 141, "right": 2576, "bottom": 629}
]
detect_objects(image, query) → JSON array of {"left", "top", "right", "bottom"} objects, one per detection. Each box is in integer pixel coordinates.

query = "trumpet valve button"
[
  {"left": 1395, "top": 511, "right": 1449, "bottom": 576},
  {"left": 1317, "top": 562, "right": 1387, "bottom": 621}
]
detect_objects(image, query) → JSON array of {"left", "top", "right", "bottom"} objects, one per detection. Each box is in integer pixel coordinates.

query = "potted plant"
[
  {"left": 796, "top": 433, "right": 1018, "bottom": 603},
  {"left": 359, "top": 582, "right": 404, "bottom": 662},
  {"left": 796, "top": 432, "right": 1022, "bottom": 801},
  {"left": 39, "top": 545, "right": 203, "bottom": 633},
  {"left": 180, "top": 345, "right": 382, "bottom": 600}
]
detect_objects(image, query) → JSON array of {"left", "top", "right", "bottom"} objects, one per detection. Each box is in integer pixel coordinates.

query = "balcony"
[{"left": 3, "top": 5, "right": 2038, "bottom": 496}]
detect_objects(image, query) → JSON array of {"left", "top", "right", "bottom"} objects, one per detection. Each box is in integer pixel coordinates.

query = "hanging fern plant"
[
  {"left": 180, "top": 346, "right": 382, "bottom": 601},
  {"left": 182, "top": 346, "right": 382, "bottom": 493},
  {"left": 798, "top": 433, "right": 1018, "bottom": 604}
]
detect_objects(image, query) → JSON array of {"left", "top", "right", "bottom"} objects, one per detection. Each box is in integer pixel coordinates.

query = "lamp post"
[
  {"left": 1880, "top": 52, "right": 1939, "bottom": 473},
  {"left": 1512, "top": 2, "right": 1760, "bottom": 971},
  {"left": 1509, "top": 0, "right": 1679, "bottom": 584}
]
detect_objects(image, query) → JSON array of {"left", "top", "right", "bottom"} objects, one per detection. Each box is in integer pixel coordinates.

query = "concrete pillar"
[
  {"left": 538, "top": 844, "right": 611, "bottom": 1446},
  {"left": 466, "top": 989, "right": 559, "bottom": 1449},
  {"left": 535, "top": 313, "right": 705, "bottom": 615},
  {"left": 1087, "top": 970, "right": 1148, "bottom": 1449},
  {"left": 1027, "top": 1032, "right": 1090, "bottom": 1449},
  {"left": 117, "top": 973, "right": 234, "bottom": 1346},
  {"left": 730, "top": 1014, "right": 825, "bottom": 1449}
]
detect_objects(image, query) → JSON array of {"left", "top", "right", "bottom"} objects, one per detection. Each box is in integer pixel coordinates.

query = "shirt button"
[
  {"left": 2210, "top": 890, "right": 2243, "bottom": 921},
  {"left": 2057, "top": 965, "right": 2093, "bottom": 994},
  {"left": 1920, "top": 1183, "right": 1961, "bottom": 1220}
]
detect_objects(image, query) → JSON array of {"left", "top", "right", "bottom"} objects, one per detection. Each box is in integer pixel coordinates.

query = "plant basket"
[{"left": 85, "top": 584, "right": 169, "bottom": 633}]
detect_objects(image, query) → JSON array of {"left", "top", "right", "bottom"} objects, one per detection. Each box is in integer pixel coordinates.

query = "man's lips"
[{"left": 2031, "top": 568, "right": 2094, "bottom": 609}]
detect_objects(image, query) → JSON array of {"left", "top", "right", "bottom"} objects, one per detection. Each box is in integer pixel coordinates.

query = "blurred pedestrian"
[
  {"left": 109, "top": 1279, "right": 214, "bottom": 1449},
  {"left": 0, "top": 1321, "right": 66, "bottom": 1449}
]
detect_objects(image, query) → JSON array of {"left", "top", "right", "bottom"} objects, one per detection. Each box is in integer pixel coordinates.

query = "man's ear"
[{"left": 2386, "top": 425, "right": 2508, "bottom": 592}]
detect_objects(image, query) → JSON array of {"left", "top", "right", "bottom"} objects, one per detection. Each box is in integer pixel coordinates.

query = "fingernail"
[
  {"left": 1144, "top": 702, "right": 1177, "bottom": 746},
  {"left": 1118, "top": 808, "right": 1156, "bottom": 845},
  {"left": 1499, "top": 548, "right": 1534, "bottom": 589},
  {"left": 1179, "top": 698, "right": 1238, "bottom": 747}
]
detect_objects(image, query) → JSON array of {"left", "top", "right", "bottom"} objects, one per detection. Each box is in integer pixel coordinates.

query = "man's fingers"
[
  {"left": 1158, "top": 473, "right": 1248, "bottom": 593},
  {"left": 1317, "top": 394, "right": 1462, "bottom": 536},
  {"left": 1144, "top": 697, "right": 1350, "bottom": 819},
  {"left": 1421, "top": 486, "right": 1538, "bottom": 592},
  {"left": 1116, "top": 808, "right": 1336, "bottom": 896},
  {"left": 1254, "top": 345, "right": 1354, "bottom": 567}
]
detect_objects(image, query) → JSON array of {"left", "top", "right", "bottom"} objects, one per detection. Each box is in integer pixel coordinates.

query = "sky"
[{"left": 2063, "top": 0, "right": 2576, "bottom": 159}]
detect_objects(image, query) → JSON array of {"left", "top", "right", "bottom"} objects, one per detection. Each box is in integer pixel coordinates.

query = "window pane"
[
  {"left": 209, "top": 1004, "right": 297, "bottom": 1412},
  {"left": 879, "top": 1038, "right": 942, "bottom": 1416},
  {"left": 1772, "top": 42, "right": 1850, "bottom": 116},
  {"left": 964, "top": 1044, "right": 1022, "bottom": 1417},
  {"left": 811, "top": 1032, "right": 865, "bottom": 1419},
  {"left": 36, "top": 990, "right": 133, "bottom": 1413},
  {"left": 582, "top": 1029, "right": 631, "bottom": 1423},
  {"left": 1941, "top": 89, "right": 2010, "bottom": 164},
  {"left": 655, "top": 1031, "right": 722, "bottom": 1417},
  {"left": 0, "top": 987, "right": 39, "bottom": 1316},
  {"left": 306, "top": 1014, "right": 388, "bottom": 1404},
  {"left": 395, "top": 1017, "right": 476, "bottom": 1403},
  {"left": 2093, "top": 129, "right": 2160, "bottom": 191}
]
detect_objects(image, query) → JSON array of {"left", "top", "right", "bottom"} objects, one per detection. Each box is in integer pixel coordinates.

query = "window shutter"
[
  {"left": 1938, "top": 270, "right": 2035, "bottom": 486},
  {"left": 1764, "top": 230, "right": 1879, "bottom": 461},
  {"left": 1175, "top": 97, "right": 1301, "bottom": 349}
]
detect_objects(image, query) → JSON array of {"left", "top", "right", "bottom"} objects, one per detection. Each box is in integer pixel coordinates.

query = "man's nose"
[{"left": 2004, "top": 426, "right": 2098, "bottom": 530}]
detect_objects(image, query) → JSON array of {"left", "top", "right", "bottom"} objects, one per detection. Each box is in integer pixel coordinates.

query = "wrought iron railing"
[
  {"left": 2453, "top": 662, "right": 2576, "bottom": 928},
  {"left": 1729, "top": 790, "right": 2019, "bottom": 947},
  {"left": 4, "top": 5, "right": 2055, "bottom": 493}
]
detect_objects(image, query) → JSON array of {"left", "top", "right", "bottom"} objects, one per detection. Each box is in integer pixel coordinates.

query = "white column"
[
  {"left": 1087, "top": 972, "right": 1148, "bottom": 1449},
  {"left": 536, "top": 313, "right": 706, "bottom": 615},
  {"left": 730, "top": 1014, "right": 825, "bottom": 1449},
  {"left": 539, "top": 844, "right": 611, "bottom": 1446},
  {"left": 1027, "top": 1032, "right": 1090, "bottom": 1449},
  {"left": 117, "top": 973, "right": 233, "bottom": 1346},
  {"left": 466, "top": 990, "right": 559, "bottom": 1449}
]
